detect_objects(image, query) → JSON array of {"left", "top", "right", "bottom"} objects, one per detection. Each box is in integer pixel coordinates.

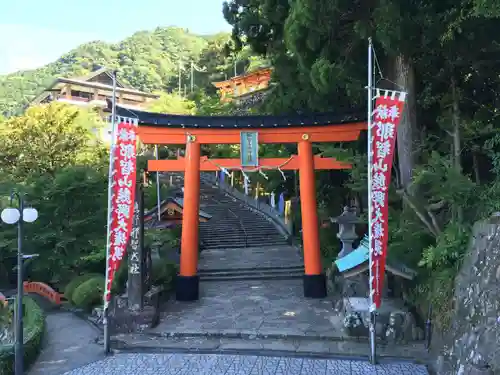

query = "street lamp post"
[{"left": 1, "top": 192, "right": 38, "bottom": 375}]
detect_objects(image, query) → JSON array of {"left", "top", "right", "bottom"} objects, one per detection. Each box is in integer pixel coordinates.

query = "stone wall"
[{"left": 433, "top": 219, "right": 500, "bottom": 375}]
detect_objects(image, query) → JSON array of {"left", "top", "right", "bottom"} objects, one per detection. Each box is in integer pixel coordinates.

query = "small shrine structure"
[{"left": 144, "top": 197, "right": 212, "bottom": 229}]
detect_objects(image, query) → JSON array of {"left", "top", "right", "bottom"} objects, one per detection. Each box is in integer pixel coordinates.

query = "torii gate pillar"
[
  {"left": 298, "top": 139, "right": 327, "bottom": 298},
  {"left": 176, "top": 138, "right": 201, "bottom": 301}
]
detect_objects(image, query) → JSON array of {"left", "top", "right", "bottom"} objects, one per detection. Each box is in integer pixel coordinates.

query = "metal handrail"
[{"left": 227, "top": 207, "right": 249, "bottom": 248}]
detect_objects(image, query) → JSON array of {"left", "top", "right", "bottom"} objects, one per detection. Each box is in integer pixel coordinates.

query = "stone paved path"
[
  {"left": 28, "top": 311, "right": 103, "bottom": 375},
  {"left": 111, "top": 245, "right": 429, "bottom": 360},
  {"left": 151, "top": 246, "right": 345, "bottom": 339},
  {"left": 62, "top": 353, "right": 429, "bottom": 375},
  {"left": 151, "top": 277, "right": 345, "bottom": 339}
]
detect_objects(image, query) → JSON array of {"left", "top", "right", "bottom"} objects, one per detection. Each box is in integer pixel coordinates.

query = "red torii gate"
[{"left": 116, "top": 106, "right": 367, "bottom": 301}]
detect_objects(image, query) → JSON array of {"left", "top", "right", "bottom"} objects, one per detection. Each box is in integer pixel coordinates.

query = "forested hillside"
[
  {"left": 223, "top": 0, "right": 500, "bottom": 330},
  {"left": 0, "top": 27, "right": 268, "bottom": 117}
]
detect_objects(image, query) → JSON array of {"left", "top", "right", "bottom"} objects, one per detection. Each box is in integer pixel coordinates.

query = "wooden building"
[
  {"left": 31, "top": 67, "right": 159, "bottom": 111},
  {"left": 144, "top": 197, "right": 212, "bottom": 229},
  {"left": 212, "top": 67, "right": 272, "bottom": 103}
]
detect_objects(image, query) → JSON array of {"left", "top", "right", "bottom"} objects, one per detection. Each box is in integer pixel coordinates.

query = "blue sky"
[{"left": 0, "top": 0, "right": 232, "bottom": 75}]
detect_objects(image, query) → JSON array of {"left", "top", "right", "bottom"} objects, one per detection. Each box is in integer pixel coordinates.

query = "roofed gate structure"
[{"left": 115, "top": 104, "right": 367, "bottom": 301}]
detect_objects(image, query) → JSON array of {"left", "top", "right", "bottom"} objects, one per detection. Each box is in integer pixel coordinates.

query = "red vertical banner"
[
  {"left": 369, "top": 91, "right": 406, "bottom": 309},
  {"left": 104, "top": 119, "right": 138, "bottom": 304}
]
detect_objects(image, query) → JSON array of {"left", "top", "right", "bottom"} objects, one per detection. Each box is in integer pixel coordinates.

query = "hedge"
[
  {"left": 0, "top": 296, "right": 45, "bottom": 375},
  {"left": 151, "top": 261, "right": 178, "bottom": 291},
  {"left": 72, "top": 276, "right": 105, "bottom": 311},
  {"left": 64, "top": 273, "right": 103, "bottom": 303}
]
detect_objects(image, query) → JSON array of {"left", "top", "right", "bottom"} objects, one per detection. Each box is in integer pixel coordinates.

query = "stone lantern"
[{"left": 330, "top": 206, "right": 360, "bottom": 258}]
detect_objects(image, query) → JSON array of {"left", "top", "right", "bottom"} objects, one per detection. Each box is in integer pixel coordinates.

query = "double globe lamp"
[
  {"left": 1, "top": 193, "right": 38, "bottom": 375},
  {"left": 1, "top": 206, "right": 38, "bottom": 224}
]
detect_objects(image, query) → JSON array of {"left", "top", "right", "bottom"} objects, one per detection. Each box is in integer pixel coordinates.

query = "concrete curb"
[
  {"left": 108, "top": 341, "right": 429, "bottom": 366},
  {"left": 131, "top": 329, "right": 410, "bottom": 345}
]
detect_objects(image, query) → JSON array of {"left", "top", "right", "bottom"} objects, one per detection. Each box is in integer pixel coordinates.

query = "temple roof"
[
  {"left": 144, "top": 197, "right": 212, "bottom": 229},
  {"left": 211, "top": 67, "right": 272, "bottom": 88},
  {"left": 335, "top": 243, "right": 417, "bottom": 281},
  {"left": 113, "top": 103, "right": 366, "bottom": 129}
]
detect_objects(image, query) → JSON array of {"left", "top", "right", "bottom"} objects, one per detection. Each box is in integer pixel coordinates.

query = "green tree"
[
  {"left": 0, "top": 102, "right": 109, "bottom": 284},
  {"left": 0, "top": 102, "right": 106, "bottom": 179},
  {"left": 223, "top": 0, "right": 500, "bottom": 329},
  {"left": 22, "top": 166, "right": 108, "bottom": 283},
  {"left": 147, "top": 92, "right": 196, "bottom": 114}
]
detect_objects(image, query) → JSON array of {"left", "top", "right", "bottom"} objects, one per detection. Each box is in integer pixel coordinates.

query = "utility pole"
[
  {"left": 178, "top": 61, "right": 183, "bottom": 96},
  {"left": 190, "top": 62, "right": 194, "bottom": 93},
  {"left": 189, "top": 62, "right": 207, "bottom": 93}
]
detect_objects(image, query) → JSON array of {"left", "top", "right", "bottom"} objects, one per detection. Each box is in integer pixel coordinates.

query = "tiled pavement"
[{"left": 62, "top": 353, "right": 429, "bottom": 375}]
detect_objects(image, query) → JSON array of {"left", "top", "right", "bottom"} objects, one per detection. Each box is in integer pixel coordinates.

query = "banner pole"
[
  {"left": 367, "top": 37, "right": 377, "bottom": 365},
  {"left": 155, "top": 145, "right": 161, "bottom": 221},
  {"left": 103, "top": 69, "right": 118, "bottom": 355}
]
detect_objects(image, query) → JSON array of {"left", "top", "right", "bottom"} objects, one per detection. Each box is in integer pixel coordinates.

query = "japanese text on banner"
[
  {"left": 369, "top": 94, "right": 405, "bottom": 310},
  {"left": 104, "top": 120, "right": 138, "bottom": 304}
]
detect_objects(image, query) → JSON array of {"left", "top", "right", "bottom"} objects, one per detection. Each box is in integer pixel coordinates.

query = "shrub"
[
  {"left": 64, "top": 273, "right": 103, "bottom": 303},
  {"left": 0, "top": 296, "right": 45, "bottom": 375},
  {"left": 111, "top": 257, "right": 128, "bottom": 295},
  {"left": 72, "top": 276, "right": 105, "bottom": 311},
  {"left": 151, "top": 261, "right": 178, "bottom": 291}
]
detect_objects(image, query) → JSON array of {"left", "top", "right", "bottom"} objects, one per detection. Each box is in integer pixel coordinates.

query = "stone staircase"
[
  {"left": 198, "top": 182, "right": 289, "bottom": 251},
  {"left": 164, "top": 173, "right": 301, "bottom": 281},
  {"left": 198, "top": 246, "right": 305, "bottom": 282},
  {"left": 198, "top": 265, "right": 304, "bottom": 282}
]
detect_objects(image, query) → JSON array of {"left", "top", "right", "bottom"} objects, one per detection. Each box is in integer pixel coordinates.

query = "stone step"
[
  {"left": 202, "top": 218, "right": 276, "bottom": 223},
  {"left": 201, "top": 219, "right": 277, "bottom": 225},
  {"left": 200, "top": 225, "right": 278, "bottom": 231},
  {"left": 199, "top": 218, "right": 278, "bottom": 224},
  {"left": 198, "top": 265, "right": 304, "bottom": 274},
  {"left": 202, "top": 239, "right": 287, "bottom": 244},
  {"left": 202, "top": 233, "right": 286, "bottom": 238},
  {"left": 200, "top": 229, "right": 279, "bottom": 234},
  {"left": 201, "top": 242, "right": 289, "bottom": 248},
  {"left": 201, "top": 242, "right": 289, "bottom": 250},
  {"left": 109, "top": 333, "right": 431, "bottom": 366},
  {"left": 202, "top": 239, "right": 287, "bottom": 249},
  {"left": 202, "top": 237, "right": 286, "bottom": 243},
  {"left": 199, "top": 231, "right": 285, "bottom": 237},
  {"left": 200, "top": 221, "right": 277, "bottom": 227},
  {"left": 199, "top": 266, "right": 304, "bottom": 276},
  {"left": 199, "top": 273, "right": 303, "bottom": 281}
]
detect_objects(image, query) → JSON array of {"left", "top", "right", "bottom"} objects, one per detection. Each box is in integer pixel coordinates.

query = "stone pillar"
[
  {"left": 137, "top": 186, "right": 151, "bottom": 293},
  {"left": 127, "top": 185, "right": 144, "bottom": 310},
  {"left": 298, "top": 139, "right": 326, "bottom": 299},
  {"left": 177, "top": 138, "right": 201, "bottom": 301}
]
